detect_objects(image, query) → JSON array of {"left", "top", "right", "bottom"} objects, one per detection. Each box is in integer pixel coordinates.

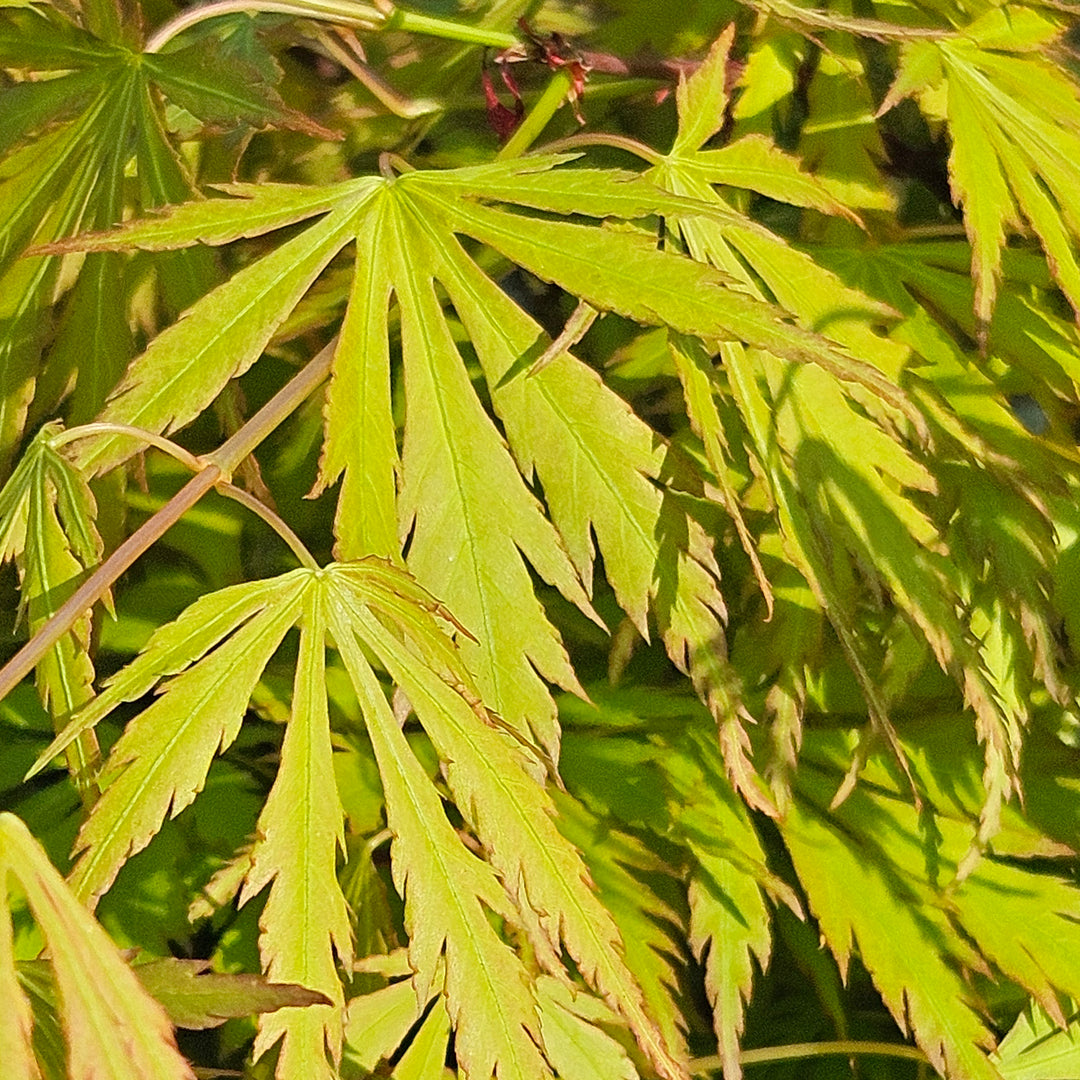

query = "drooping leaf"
[
  {"left": 664, "top": 725, "right": 798, "bottom": 1080},
  {"left": 553, "top": 790, "right": 690, "bottom": 1073},
  {"left": 0, "top": 424, "right": 102, "bottom": 794},
  {"left": 787, "top": 728, "right": 1080, "bottom": 1080},
  {"left": 330, "top": 606, "right": 552, "bottom": 1080},
  {"left": 0, "top": 811, "right": 194, "bottom": 1080},
  {"left": 782, "top": 781, "right": 1002, "bottom": 1080},
  {"left": 240, "top": 585, "right": 353, "bottom": 1079},
  {"left": 883, "top": 9, "right": 1080, "bottom": 327},
  {"left": 331, "top": 566, "right": 688, "bottom": 1080}
]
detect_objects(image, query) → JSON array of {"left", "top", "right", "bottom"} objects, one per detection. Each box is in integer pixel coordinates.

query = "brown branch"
[{"left": 0, "top": 338, "right": 337, "bottom": 706}]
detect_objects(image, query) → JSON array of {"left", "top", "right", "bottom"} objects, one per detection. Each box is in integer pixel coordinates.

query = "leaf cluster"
[{"left": 1, "top": 1, "right": 1080, "bottom": 1079}]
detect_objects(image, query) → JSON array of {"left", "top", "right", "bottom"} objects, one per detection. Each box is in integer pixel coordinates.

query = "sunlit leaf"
[
  {"left": 240, "top": 586, "right": 352, "bottom": 1079},
  {"left": 0, "top": 811, "right": 194, "bottom": 1080},
  {"left": 994, "top": 1004, "right": 1080, "bottom": 1080},
  {"left": 884, "top": 9, "right": 1080, "bottom": 326}
]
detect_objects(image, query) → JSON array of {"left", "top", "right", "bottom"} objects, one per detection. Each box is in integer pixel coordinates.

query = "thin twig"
[
  {"left": 690, "top": 1040, "right": 931, "bottom": 1074},
  {"left": 535, "top": 131, "right": 664, "bottom": 165},
  {"left": 217, "top": 481, "right": 319, "bottom": 570},
  {"left": 145, "top": 0, "right": 517, "bottom": 54},
  {"left": 0, "top": 338, "right": 337, "bottom": 706}
]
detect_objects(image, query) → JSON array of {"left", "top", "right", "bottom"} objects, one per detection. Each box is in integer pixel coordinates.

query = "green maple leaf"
[
  {"left": 0, "top": 811, "right": 194, "bottom": 1080},
  {"left": 647, "top": 28, "right": 1039, "bottom": 841},
  {"left": 0, "top": 423, "right": 103, "bottom": 795},
  {"left": 560, "top": 688, "right": 801, "bottom": 1080},
  {"left": 665, "top": 726, "right": 801, "bottom": 1080},
  {"left": 553, "top": 789, "right": 690, "bottom": 1071},
  {"left": 815, "top": 237, "right": 1075, "bottom": 767},
  {"left": 0, "top": 4, "right": 310, "bottom": 469},
  {"left": 881, "top": 7, "right": 1080, "bottom": 330},
  {"left": 44, "top": 152, "right": 879, "bottom": 797},
  {"left": 786, "top": 726, "right": 1080, "bottom": 1080},
  {"left": 30, "top": 559, "right": 684, "bottom": 1080}
]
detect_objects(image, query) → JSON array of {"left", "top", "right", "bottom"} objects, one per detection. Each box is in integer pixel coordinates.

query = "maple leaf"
[
  {"left": 0, "top": 423, "right": 103, "bottom": 796},
  {"left": 644, "top": 25, "right": 1038, "bottom": 848},
  {"left": 784, "top": 725, "right": 1080, "bottom": 1080},
  {"left": 44, "top": 153, "right": 876, "bottom": 793},
  {"left": 880, "top": 7, "right": 1080, "bottom": 332},
  {"left": 29, "top": 559, "right": 684, "bottom": 1080},
  {"left": 0, "top": 4, "right": 315, "bottom": 470},
  {"left": 0, "top": 811, "right": 194, "bottom": 1080}
]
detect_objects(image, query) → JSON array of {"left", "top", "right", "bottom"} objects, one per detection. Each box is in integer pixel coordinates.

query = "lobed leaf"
[
  {"left": 0, "top": 8, "right": 121, "bottom": 69},
  {"left": 144, "top": 36, "right": 332, "bottom": 137},
  {"left": 782, "top": 790, "right": 1002, "bottom": 1080},
  {"left": 553, "top": 791, "right": 689, "bottom": 1072},
  {"left": 76, "top": 203, "right": 366, "bottom": 475},
  {"left": 434, "top": 194, "right": 897, "bottom": 395},
  {"left": 64, "top": 574, "right": 311, "bottom": 906},
  {"left": 673, "top": 26, "right": 736, "bottom": 156},
  {"left": 330, "top": 565, "right": 687, "bottom": 1080},
  {"left": 886, "top": 16, "right": 1080, "bottom": 326},
  {"left": 665, "top": 726, "right": 798, "bottom": 1080},
  {"left": 673, "top": 136, "right": 860, "bottom": 220},
  {"left": 389, "top": 196, "right": 593, "bottom": 760}
]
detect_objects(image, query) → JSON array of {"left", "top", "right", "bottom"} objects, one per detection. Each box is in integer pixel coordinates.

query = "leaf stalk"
[
  {"left": 144, "top": 0, "right": 517, "bottom": 54},
  {"left": 691, "top": 1040, "right": 931, "bottom": 1073},
  {"left": 497, "top": 69, "right": 574, "bottom": 161},
  {"left": 0, "top": 338, "right": 338, "bottom": 706}
]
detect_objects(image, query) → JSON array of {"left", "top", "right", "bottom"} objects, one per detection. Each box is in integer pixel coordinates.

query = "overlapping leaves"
[
  {"left": 48, "top": 150, "right": 885, "bottom": 785},
  {"left": 560, "top": 688, "right": 1080, "bottom": 1080},
  {"left": 0, "top": 3, "right": 315, "bottom": 471},
  {"left": 785, "top": 721, "right": 1080, "bottom": 1080},
  {"left": 648, "top": 27, "right": 1064, "bottom": 851},
  {"left": 881, "top": 7, "right": 1080, "bottom": 330},
  {"left": 5, "top": 3, "right": 1080, "bottom": 1080},
  {"left": 30, "top": 559, "right": 683, "bottom": 1080},
  {"left": 0, "top": 811, "right": 194, "bottom": 1080},
  {"left": 0, "top": 423, "right": 102, "bottom": 796}
]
